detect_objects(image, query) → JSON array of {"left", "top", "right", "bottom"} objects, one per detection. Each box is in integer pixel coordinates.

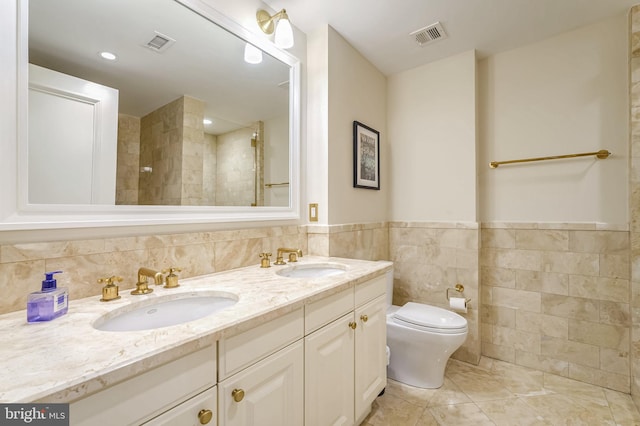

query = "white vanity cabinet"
[
  {"left": 66, "top": 273, "right": 388, "bottom": 426},
  {"left": 304, "top": 275, "right": 387, "bottom": 426},
  {"left": 217, "top": 308, "right": 304, "bottom": 426},
  {"left": 69, "top": 345, "right": 217, "bottom": 426}
]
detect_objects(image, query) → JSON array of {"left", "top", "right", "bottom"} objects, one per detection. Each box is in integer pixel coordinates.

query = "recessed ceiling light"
[
  {"left": 203, "top": 118, "right": 213, "bottom": 125},
  {"left": 99, "top": 51, "right": 117, "bottom": 61}
]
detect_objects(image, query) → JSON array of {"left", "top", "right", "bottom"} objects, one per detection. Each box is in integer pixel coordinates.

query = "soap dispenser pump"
[{"left": 27, "top": 270, "right": 68, "bottom": 323}]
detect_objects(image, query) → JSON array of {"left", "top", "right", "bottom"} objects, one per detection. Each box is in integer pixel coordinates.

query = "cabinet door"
[
  {"left": 355, "top": 295, "right": 387, "bottom": 422},
  {"left": 219, "top": 340, "right": 303, "bottom": 426},
  {"left": 305, "top": 313, "right": 355, "bottom": 426}
]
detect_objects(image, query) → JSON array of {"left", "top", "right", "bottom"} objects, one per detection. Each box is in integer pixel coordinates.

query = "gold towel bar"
[
  {"left": 489, "top": 149, "right": 610, "bottom": 169},
  {"left": 265, "top": 182, "right": 289, "bottom": 188}
]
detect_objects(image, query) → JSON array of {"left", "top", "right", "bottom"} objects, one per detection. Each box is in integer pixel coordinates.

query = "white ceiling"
[{"left": 264, "top": 0, "right": 637, "bottom": 75}]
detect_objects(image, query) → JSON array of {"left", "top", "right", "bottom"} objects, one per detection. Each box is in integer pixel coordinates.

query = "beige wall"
[
  {"left": 306, "top": 25, "right": 330, "bottom": 223},
  {"left": 115, "top": 114, "right": 140, "bottom": 205},
  {"left": 481, "top": 225, "right": 630, "bottom": 392},
  {"left": 327, "top": 26, "right": 388, "bottom": 225},
  {"left": 181, "top": 96, "right": 206, "bottom": 205},
  {"left": 630, "top": 4, "right": 640, "bottom": 409},
  {"left": 203, "top": 133, "right": 218, "bottom": 205},
  {"left": 307, "top": 222, "right": 388, "bottom": 261},
  {"left": 0, "top": 225, "right": 307, "bottom": 315},
  {"left": 215, "top": 125, "right": 262, "bottom": 206},
  {"left": 138, "top": 96, "right": 185, "bottom": 205},
  {"left": 388, "top": 50, "right": 478, "bottom": 222},
  {"left": 389, "top": 222, "right": 481, "bottom": 364},
  {"left": 384, "top": 13, "right": 630, "bottom": 382},
  {"left": 478, "top": 15, "right": 628, "bottom": 224},
  {"left": 306, "top": 25, "right": 387, "bottom": 225},
  {"left": 264, "top": 114, "right": 289, "bottom": 207}
]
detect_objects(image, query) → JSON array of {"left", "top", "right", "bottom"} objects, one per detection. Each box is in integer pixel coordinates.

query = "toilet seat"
[{"left": 391, "top": 302, "right": 467, "bottom": 334}]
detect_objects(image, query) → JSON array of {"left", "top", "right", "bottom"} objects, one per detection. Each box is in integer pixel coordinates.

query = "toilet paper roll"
[{"left": 449, "top": 297, "right": 467, "bottom": 313}]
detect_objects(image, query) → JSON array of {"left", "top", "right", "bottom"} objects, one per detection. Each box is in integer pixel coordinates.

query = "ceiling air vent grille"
[
  {"left": 145, "top": 31, "right": 175, "bottom": 53},
  {"left": 410, "top": 22, "right": 447, "bottom": 46}
]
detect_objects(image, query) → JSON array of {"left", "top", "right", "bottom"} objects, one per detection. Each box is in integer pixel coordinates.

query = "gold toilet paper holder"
[
  {"left": 446, "top": 283, "right": 464, "bottom": 300},
  {"left": 446, "top": 283, "right": 471, "bottom": 304}
]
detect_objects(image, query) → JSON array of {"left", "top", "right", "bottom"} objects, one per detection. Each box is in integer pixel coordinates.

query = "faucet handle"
[
  {"left": 259, "top": 252, "right": 272, "bottom": 268},
  {"left": 98, "top": 276, "right": 123, "bottom": 302},
  {"left": 162, "top": 267, "right": 182, "bottom": 288}
]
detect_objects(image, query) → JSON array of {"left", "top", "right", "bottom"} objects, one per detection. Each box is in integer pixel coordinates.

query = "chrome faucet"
[
  {"left": 274, "top": 248, "right": 303, "bottom": 265},
  {"left": 131, "top": 267, "right": 164, "bottom": 295}
]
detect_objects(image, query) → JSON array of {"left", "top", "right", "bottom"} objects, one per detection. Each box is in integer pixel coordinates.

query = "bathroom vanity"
[{"left": 0, "top": 256, "right": 391, "bottom": 425}]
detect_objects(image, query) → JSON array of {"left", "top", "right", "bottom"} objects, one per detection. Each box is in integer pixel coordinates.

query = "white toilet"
[{"left": 386, "top": 272, "right": 468, "bottom": 389}]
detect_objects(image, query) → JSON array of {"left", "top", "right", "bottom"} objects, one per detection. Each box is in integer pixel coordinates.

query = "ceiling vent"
[
  {"left": 410, "top": 22, "right": 447, "bottom": 46},
  {"left": 145, "top": 31, "right": 175, "bottom": 53}
]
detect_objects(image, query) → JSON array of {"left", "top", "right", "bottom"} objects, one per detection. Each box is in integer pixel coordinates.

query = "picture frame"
[{"left": 353, "top": 121, "right": 380, "bottom": 190}]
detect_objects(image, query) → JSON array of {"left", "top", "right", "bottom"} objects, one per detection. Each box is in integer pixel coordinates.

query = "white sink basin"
[
  {"left": 276, "top": 263, "right": 347, "bottom": 278},
  {"left": 93, "top": 291, "right": 238, "bottom": 332}
]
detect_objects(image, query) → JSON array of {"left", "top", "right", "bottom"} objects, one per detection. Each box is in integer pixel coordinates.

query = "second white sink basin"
[
  {"left": 276, "top": 263, "right": 347, "bottom": 278},
  {"left": 93, "top": 291, "right": 238, "bottom": 332}
]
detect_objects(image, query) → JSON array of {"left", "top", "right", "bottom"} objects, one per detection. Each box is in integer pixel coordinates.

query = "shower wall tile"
[{"left": 481, "top": 224, "right": 631, "bottom": 392}]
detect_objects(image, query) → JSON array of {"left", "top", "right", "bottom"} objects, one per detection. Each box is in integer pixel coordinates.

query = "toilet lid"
[{"left": 393, "top": 302, "right": 467, "bottom": 330}]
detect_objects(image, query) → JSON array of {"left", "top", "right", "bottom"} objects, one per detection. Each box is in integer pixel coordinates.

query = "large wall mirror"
[{"left": 0, "top": 0, "right": 300, "bottom": 230}]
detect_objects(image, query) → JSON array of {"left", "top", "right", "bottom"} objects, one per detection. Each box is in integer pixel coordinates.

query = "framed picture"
[{"left": 353, "top": 121, "right": 380, "bottom": 190}]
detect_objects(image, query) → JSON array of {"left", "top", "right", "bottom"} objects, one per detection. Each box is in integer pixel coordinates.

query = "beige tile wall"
[
  {"left": 203, "top": 133, "right": 218, "bottom": 205},
  {"left": 481, "top": 224, "right": 630, "bottom": 392},
  {"left": 215, "top": 124, "right": 263, "bottom": 207},
  {"left": 307, "top": 222, "right": 389, "bottom": 261},
  {"left": 139, "top": 96, "right": 185, "bottom": 205},
  {"left": 115, "top": 114, "right": 140, "bottom": 205},
  {"left": 630, "top": 4, "right": 640, "bottom": 406},
  {"left": 0, "top": 226, "right": 307, "bottom": 315},
  {"left": 387, "top": 222, "right": 481, "bottom": 365},
  {"left": 181, "top": 97, "right": 206, "bottom": 205}
]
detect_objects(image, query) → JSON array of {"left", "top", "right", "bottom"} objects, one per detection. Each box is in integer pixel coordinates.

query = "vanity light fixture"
[
  {"left": 99, "top": 51, "right": 117, "bottom": 61},
  {"left": 244, "top": 43, "right": 263, "bottom": 64},
  {"left": 256, "top": 9, "right": 294, "bottom": 49}
]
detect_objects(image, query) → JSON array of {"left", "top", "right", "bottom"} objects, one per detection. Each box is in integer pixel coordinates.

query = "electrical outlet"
[{"left": 309, "top": 203, "right": 318, "bottom": 222}]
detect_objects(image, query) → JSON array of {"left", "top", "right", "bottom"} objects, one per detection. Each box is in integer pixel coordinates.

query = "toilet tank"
[{"left": 386, "top": 269, "right": 394, "bottom": 307}]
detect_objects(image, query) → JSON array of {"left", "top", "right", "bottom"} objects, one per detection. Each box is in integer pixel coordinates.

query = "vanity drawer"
[
  {"left": 355, "top": 274, "right": 387, "bottom": 307},
  {"left": 218, "top": 307, "right": 303, "bottom": 380},
  {"left": 143, "top": 386, "right": 217, "bottom": 425},
  {"left": 305, "top": 287, "right": 354, "bottom": 334},
  {"left": 70, "top": 345, "right": 216, "bottom": 426}
]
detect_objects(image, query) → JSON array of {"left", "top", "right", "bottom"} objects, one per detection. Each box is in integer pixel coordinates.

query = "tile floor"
[{"left": 362, "top": 357, "right": 640, "bottom": 425}]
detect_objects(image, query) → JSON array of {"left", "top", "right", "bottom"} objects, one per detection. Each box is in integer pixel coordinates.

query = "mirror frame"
[{"left": 0, "top": 0, "right": 301, "bottom": 231}]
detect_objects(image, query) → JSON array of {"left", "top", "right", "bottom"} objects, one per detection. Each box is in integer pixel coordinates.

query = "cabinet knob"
[
  {"left": 197, "top": 409, "right": 213, "bottom": 425},
  {"left": 349, "top": 321, "right": 357, "bottom": 330},
  {"left": 232, "top": 388, "right": 245, "bottom": 402},
  {"left": 360, "top": 314, "right": 368, "bottom": 323}
]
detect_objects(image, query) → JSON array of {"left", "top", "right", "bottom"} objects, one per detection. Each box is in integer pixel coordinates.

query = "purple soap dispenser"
[{"left": 27, "top": 271, "right": 69, "bottom": 322}]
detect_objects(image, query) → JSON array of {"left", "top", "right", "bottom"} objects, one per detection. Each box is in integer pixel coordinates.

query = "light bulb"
[
  {"left": 274, "top": 17, "right": 294, "bottom": 49},
  {"left": 99, "top": 51, "right": 117, "bottom": 61},
  {"left": 244, "top": 43, "right": 263, "bottom": 64}
]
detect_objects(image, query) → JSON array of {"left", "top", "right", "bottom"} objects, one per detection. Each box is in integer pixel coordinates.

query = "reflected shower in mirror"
[{"left": 28, "top": 0, "right": 291, "bottom": 207}]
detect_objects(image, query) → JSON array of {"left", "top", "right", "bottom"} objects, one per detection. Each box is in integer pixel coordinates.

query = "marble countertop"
[{"left": 0, "top": 256, "right": 392, "bottom": 403}]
